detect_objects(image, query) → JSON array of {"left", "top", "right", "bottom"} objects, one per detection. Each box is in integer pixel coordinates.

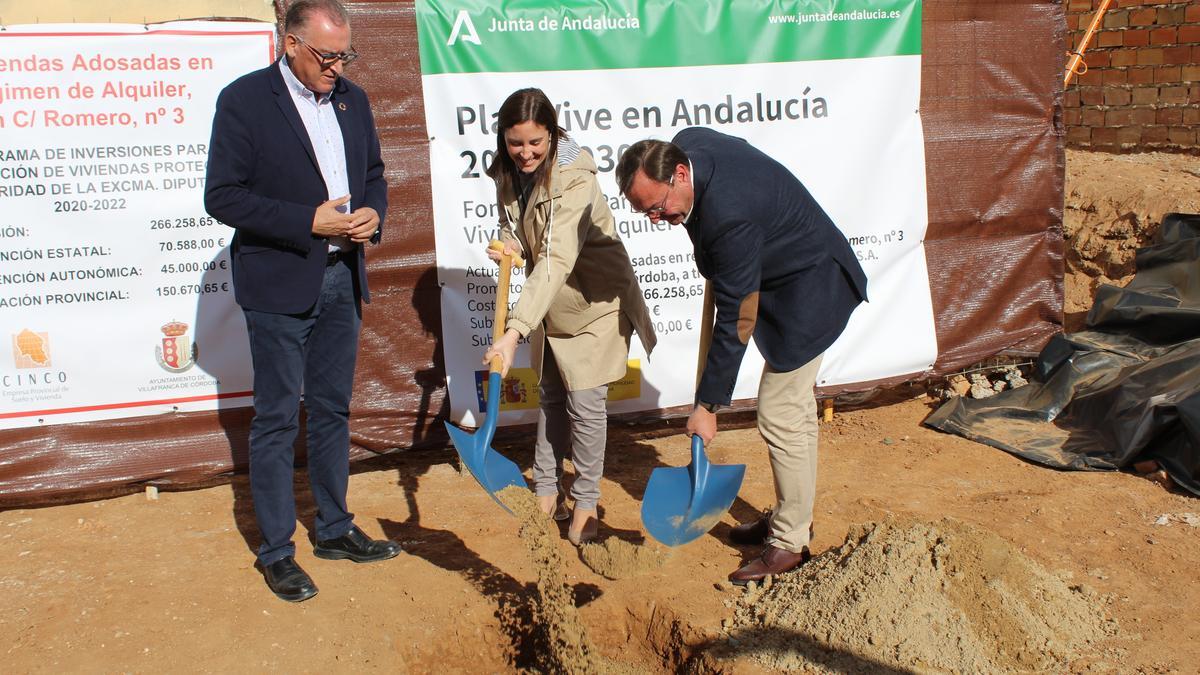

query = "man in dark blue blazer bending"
[
  {"left": 617, "top": 128, "right": 867, "bottom": 585},
  {"left": 204, "top": 0, "right": 398, "bottom": 603}
]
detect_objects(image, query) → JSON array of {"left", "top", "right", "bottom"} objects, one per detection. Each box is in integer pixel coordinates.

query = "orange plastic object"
[{"left": 1065, "top": 0, "right": 1113, "bottom": 87}]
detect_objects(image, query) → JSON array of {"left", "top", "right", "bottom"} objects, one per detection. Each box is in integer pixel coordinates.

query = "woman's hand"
[
  {"left": 482, "top": 328, "right": 522, "bottom": 376},
  {"left": 485, "top": 240, "right": 521, "bottom": 265}
]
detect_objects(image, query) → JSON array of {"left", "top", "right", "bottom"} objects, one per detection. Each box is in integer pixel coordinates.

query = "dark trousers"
[{"left": 242, "top": 258, "right": 361, "bottom": 566}]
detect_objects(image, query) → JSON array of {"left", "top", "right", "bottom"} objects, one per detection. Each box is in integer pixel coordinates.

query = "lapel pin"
[{"left": 338, "top": 102, "right": 347, "bottom": 111}]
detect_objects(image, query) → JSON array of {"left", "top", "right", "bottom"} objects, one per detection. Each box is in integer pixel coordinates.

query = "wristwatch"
[{"left": 698, "top": 400, "right": 723, "bottom": 413}]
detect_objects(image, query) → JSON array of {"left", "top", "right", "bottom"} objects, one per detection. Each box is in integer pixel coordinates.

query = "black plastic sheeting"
[{"left": 925, "top": 213, "right": 1200, "bottom": 496}]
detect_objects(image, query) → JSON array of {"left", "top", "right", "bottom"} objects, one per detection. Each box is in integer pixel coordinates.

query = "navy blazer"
[
  {"left": 675, "top": 127, "right": 868, "bottom": 406},
  {"left": 204, "top": 61, "right": 387, "bottom": 314}
]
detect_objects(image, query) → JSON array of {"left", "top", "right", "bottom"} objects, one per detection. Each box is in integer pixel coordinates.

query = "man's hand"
[
  {"left": 347, "top": 206, "right": 381, "bottom": 243},
  {"left": 312, "top": 195, "right": 354, "bottom": 237},
  {"left": 687, "top": 405, "right": 718, "bottom": 443},
  {"left": 483, "top": 328, "right": 521, "bottom": 376}
]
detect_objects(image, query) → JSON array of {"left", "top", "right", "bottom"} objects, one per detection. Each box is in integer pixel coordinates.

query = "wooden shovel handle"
[
  {"left": 488, "top": 241, "right": 523, "bottom": 375},
  {"left": 487, "top": 239, "right": 525, "bottom": 268}
]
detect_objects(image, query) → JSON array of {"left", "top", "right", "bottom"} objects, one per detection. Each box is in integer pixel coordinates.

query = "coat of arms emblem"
[{"left": 155, "top": 320, "right": 198, "bottom": 373}]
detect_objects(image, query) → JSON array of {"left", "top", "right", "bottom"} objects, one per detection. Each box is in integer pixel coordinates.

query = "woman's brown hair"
[{"left": 486, "top": 88, "right": 568, "bottom": 197}]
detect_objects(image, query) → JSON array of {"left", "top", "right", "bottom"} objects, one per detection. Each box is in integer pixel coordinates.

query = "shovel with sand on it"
[
  {"left": 444, "top": 240, "right": 528, "bottom": 514},
  {"left": 641, "top": 282, "right": 746, "bottom": 546}
]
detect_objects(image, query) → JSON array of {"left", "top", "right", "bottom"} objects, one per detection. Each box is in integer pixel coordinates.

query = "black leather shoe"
[
  {"left": 313, "top": 525, "right": 402, "bottom": 563},
  {"left": 728, "top": 545, "right": 812, "bottom": 586},
  {"left": 262, "top": 556, "right": 318, "bottom": 602}
]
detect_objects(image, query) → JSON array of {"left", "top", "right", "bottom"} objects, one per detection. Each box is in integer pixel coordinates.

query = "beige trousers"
[{"left": 757, "top": 353, "right": 823, "bottom": 554}]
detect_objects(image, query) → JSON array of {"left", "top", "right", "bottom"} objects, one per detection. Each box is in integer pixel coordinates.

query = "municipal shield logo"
[{"left": 155, "top": 320, "right": 198, "bottom": 373}]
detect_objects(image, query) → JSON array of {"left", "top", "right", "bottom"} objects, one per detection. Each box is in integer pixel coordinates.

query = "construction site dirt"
[{"left": 2, "top": 150, "right": 1198, "bottom": 672}]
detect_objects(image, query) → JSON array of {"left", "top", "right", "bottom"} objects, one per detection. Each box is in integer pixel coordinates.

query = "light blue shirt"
[{"left": 279, "top": 57, "right": 352, "bottom": 252}]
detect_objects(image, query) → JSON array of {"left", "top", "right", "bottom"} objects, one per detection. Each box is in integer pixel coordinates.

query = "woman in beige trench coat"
[{"left": 483, "top": 88, "right": 656, "bottom": 545}]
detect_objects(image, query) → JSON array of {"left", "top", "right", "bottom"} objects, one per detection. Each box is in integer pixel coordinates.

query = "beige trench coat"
[{"left": 498, "top": 140, "right": 656, "bottom": 391}]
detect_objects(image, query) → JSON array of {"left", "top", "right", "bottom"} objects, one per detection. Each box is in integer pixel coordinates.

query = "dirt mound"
[
  {"left": 579, "top": 537, "right": 669, "bottom": 580},
  {"left": 1064, "top": 150, "right": 1200, "bottom": 329},
  {"left": 725, "top": 517, "right": 1117, "bottom": 673},
  {"left": 498, "top": 486, "right": 605, "bottom": 674}
]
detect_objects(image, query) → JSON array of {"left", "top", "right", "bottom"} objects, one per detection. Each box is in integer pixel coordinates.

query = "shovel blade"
[
  {"left": 641, "top": 436, "right": 745, "bottom": 547},
  {"left": 444, "top": 372, "right": 526, "bottom": 514}
]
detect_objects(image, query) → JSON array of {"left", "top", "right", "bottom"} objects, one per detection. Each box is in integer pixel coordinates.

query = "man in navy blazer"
[
  {"left": 204, "top": 0, "right": 397, "bottom": 603},
  {"left": 617, "top": 128, "right": 867, "bottom": 585}
]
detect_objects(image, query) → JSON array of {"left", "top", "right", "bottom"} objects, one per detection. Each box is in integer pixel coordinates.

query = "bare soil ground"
[
  {"left": 1063, "top": 149, "right": 1200, "bottom": 331},
  {"left": 2, "top": 151, "right": 1198, "bottom": 673}
]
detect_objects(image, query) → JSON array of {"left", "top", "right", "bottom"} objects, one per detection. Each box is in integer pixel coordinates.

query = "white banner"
[
  {"left": 419, "top": 1, "right": 937, "bottom": 427},
  {"left": 0, "top": 22, "right": 274, "bottom": 429}
]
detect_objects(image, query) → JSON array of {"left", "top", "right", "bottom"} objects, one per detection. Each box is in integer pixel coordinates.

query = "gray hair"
[{"left": 283, "top": 0, "right": 350, "bottom": 35}]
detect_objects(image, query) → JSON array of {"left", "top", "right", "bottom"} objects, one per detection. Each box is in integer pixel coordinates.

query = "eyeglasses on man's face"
[
  {"left": 291, "top": 33, "right": 359, "bottom": 67},
  {"left": 640, "top": 176, "right": 675, "bottom": 218}
]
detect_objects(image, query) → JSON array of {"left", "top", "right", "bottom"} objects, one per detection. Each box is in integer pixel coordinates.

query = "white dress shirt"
[{"left": 279, "top": 57, "right": 352, "bottom": 253}]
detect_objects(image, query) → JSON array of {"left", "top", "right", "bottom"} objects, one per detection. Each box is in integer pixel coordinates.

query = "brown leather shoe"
[
  {"left": 728, "top": 513, "right": 771, "bottom": 546},
  {"left": 728, "top": 513, "right": 815, "bottom": 547},
  {"left": 728, "top": 545, "right": 811, "bottom": 585}
]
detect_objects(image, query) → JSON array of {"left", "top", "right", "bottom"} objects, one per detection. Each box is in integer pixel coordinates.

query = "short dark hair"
[
  {"left": 486, "top": 88, "right": 568, "bottom": 196},
  {"left": 283, "top": 0, "right": 350, "bottom": 36},
  {"left": 615, "top": 139, "right": 688, "bottom": 196}
]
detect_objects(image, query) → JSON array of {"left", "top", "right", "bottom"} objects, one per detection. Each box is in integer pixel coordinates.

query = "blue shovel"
[
  {"left": 444, "top": 242, "right": 527, "bottom": 514},
  {"left": 642, "top": 434, "right": 747, "bottom": 546},
  {"left": 641, "top": 282, "right": 746, "bottom": 546}
]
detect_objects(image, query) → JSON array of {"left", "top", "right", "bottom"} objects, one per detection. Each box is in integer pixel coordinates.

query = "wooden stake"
[{"left": 822, "top": 398, "right": 834, "bottom": 423}]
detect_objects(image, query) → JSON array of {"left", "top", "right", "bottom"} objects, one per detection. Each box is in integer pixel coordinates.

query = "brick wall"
[{"left": 1064, "top": 0, "right": 1200, "bottom": 150}]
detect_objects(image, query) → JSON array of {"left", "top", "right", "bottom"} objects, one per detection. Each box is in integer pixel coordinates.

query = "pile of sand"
[
  {"left": 497, "top": 486, "right": 605, "bottom": 674},
  {"left": 580, "top": 537, "right": 669, "bottom": 580},
  {"left": 726, "top": 517, "right": 1117, "bottom": 673}
]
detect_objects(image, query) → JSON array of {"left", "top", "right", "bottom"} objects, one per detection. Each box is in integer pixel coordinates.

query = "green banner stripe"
[{"left": 417, "top": 1, "right": 922, "bottom": 75}]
